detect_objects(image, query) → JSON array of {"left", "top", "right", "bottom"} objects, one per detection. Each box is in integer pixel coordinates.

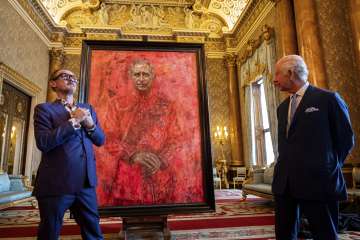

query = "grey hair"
[
  {"left": 128, "top": 58, "right": 155, "bottom": 78},
  {"left": 279, "top": 55, "right": 309, "bottom": 82}
]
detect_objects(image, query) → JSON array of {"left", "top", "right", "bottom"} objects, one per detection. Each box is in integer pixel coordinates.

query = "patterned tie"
[
  {"left": 289, "top": 93, "right": 298, "bottom": 124},
  {"left": 287, "top": 94, "right": 298, "bottom": 136}
]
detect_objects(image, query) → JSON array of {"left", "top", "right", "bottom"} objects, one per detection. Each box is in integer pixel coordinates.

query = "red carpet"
[
  {"left": 1, "top": 190, "right": 358, "bottom": 239},
  {"left": 0, "top": 190, "right": 276, "bottom": 239}
]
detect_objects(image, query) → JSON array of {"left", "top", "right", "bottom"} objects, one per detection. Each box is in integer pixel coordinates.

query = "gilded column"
[
  {"left": 293, "top": 0, "right": 328, "bottom": 88},
  {"left": 275, "top": 0, "right": 298, "bottom": 56},
  {"left": 225, "top": 53, "right": 244, "bottom": 167},
  {"left": 47, "top": 48, "right": 64, "bottom": 102},
  {"left": 349, "top": 0, "right": 360, "bottom": 76}
]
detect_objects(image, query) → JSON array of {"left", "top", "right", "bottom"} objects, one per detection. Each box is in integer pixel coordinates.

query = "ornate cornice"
[
  {"left": 233, "top": 0, "right": 275, "bottom": 50},
  {"left": 103, "top": 0, "right": 195, "bottom": 6},
  {"left": 49, "top": 47, "right": 65, "bottom": 63},
  {"left": 8, "top": 0, "right": 53, "bottom": 46},
  {"left": 208, "top": 0, "right": 248, "bottom": 30},
  {"left": 0, "top": 62, "right": 41, "bottom": 96},
  {"left": 236, "top": 24, "right": 274, "bottom": 65},
  {"left": 8, "top": 0, "right": 275, "bottom": 58},
  {"left": 225, "top": 53, "right": 237, "bottom": 66}
]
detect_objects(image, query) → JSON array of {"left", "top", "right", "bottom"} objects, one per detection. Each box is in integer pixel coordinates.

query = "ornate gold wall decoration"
[
  {"left": 206, "top": 58, "right": 231, "bottom": 162},
  {"left": 315, "top": 0, "right": 360, "bottom": 163},
  {"left": 176, "top": 36, "right": 205, "bottom": 43},
  {"left": 232, "top": 0, "right": 275, "bottom": 49},
  {"left": 237, "top": 24, "right": 273, "bottom": 65},
  {"left": 205, "top": 41, "right": 226, "bottom": 52},
  {"left": 60, "top": 2, "right": 226, "bottom": 38},
  {"left": 40, "top": 0, "right": 100, "bottom": 24},
  {"left": 208, "top": 0, "right": 249, "bottom": 30},
  {"left": 0, "top": 63, "right": 42, "bottom": 97},
  {"left": 26, "top": 0, "right": 253, "bottom": 39},
  {"left": 64, "top": 37, "right": 84, "bottom": 48}
]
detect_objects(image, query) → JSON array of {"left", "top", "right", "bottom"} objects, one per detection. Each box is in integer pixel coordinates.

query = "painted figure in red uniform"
[{"left": 99, "top": 58, "right": 203, "bottom": 205}]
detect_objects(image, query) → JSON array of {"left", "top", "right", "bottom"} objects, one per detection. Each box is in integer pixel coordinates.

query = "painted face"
[
  {"left": 273, "top": 63, "right": 293, "bottom": 92},
  {"left": 50, "top": 70, "right": 78, "bottom": 94},
  {"left": 131, "top": 63, "right": 154, "bottom": 92}
]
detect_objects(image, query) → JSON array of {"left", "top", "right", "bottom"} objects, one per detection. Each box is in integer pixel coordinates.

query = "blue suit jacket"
[
  {"left": 33, "top": 101, "right": 105, "bottom": 197},
  {"left": 272, "top": 85, "right": 354, "bottom": 201}
]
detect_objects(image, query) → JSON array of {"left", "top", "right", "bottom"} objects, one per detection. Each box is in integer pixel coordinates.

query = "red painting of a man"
[{"left": 90, "top": 54, "right": 205, "bottom": 206}]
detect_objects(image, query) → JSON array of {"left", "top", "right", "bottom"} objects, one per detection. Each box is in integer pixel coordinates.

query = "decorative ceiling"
[{"left": 38, "top": 0, "right": 250, "bottom": 35}]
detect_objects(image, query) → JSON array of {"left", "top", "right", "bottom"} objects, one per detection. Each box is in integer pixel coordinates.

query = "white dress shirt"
[{"left": 287, "top": 81, "right": 309, "bottom": 129}]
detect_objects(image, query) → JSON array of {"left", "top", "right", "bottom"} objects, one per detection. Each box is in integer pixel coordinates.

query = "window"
[{"left": 250, "top": 77, "right": 274, "bottom": 166}]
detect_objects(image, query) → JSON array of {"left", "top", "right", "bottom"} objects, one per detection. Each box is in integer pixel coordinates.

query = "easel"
[{"left": 119, "top": 215, "right": 171, "bottom": 240}]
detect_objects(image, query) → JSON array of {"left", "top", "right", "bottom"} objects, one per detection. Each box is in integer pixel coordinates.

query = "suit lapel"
[
  {"left": 52, "top": 101, "right": 70, "bottom": 120},
  {"left": 287, "top": 85, "right": 314, "bottom": 136},
  {"left": 278, "top": 98, "right": 290, "bottom": 139}
]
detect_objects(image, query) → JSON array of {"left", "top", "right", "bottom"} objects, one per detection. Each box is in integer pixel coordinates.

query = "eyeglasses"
[{"left": 55, "top": 73, "right": 78, "bottom": 83}]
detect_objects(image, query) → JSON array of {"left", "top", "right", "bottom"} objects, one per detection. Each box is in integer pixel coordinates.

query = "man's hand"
[
  {"left": 70, "top": 108, "right": 88, "bottom": 125},
  {"left": 82, "top": 111, "right": 95, "bottom": 129},
  {"left": 130, "top": 152, "right": 162, "bottom": 177},
  {"left": 71, "top": 108, "right": 94, "bottom": 129}
]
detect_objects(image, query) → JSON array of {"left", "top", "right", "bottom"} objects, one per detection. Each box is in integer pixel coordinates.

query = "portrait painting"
[{"left": 80, "top": 41, "right": 214, "bottom": 216}]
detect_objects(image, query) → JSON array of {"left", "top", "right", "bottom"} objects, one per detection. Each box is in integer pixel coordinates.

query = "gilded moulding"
[
  {"left": 60, "top": 3, "right": 226, "bottom": 38},
  {"left": 230, "top": 0, "right": 275, "bottom": 50},
  {"left": 237, "top": 24, "right": 273, "bottom": 65},
  {"left": 39, "top": 0, "right": 101, "bottom": 25},
  {"left": 0, "top": 63, "right": 42, "bottom": 96}
]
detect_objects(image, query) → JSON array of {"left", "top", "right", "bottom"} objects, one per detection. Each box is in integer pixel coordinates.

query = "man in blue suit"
[
  {"left": 33, "top": 69, "right": 105, "bottom": 239},
  {"left": 272, "top": 55, "right": 354, "bottom": 240}
]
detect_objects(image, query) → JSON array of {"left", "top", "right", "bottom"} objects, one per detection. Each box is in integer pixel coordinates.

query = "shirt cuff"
[
  {"left": 85, "top": 125, "right": 96, "bottom": 135},
  {"left": 69, "top": 118, "right": 81, "bottom": 130}
]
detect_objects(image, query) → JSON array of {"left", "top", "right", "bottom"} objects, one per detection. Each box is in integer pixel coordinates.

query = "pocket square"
[{"left": 305, "top": 107, "right": 319, "bottom": 113}]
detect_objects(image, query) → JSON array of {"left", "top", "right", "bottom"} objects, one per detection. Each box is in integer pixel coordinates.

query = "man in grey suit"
[{"left": 272, "top": 55, "right": 354, "bottom": 240}]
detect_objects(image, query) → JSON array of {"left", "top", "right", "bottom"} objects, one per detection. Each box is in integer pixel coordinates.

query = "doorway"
[{"left": 0, "top": 82, "right": 31, "bottom": 175}]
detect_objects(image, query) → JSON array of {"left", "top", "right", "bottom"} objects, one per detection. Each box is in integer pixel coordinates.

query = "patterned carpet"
[{"left": 0, "top": 190, "right": 359, "bottom": 239}]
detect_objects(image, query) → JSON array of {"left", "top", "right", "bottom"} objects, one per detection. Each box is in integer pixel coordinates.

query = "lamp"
[
  {"left": 214, "top": 125, "right": 228, "bottom": 160},
  {"left": 214, "top": 125, "right": 229, "bottom": 188}
]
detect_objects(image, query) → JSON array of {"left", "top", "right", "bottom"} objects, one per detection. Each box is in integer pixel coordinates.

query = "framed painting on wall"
[{"left": 80, "top": 40, "right": 214, "bottom": 216}]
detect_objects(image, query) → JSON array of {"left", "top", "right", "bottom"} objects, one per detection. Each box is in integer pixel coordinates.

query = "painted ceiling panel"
[{"left": 37, "top": 0, "right": 250, "bottom": 32}]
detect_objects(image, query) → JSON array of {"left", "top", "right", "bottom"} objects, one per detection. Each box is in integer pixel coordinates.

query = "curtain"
[
  {"left": 238, "top": 36, "right": 278, "bottom": 167},
  {"left": 263, "top": 39, "right": 279, "bottom": 160},
  {"left": 252, "top": 83, "right": 266, "bottom": 166},
  {"left": 244, "top": 84, "right": 255, "bottom": 167}
]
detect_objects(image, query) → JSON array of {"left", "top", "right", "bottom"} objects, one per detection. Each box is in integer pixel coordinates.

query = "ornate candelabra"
[{"left": 214, "top": 126, "right": 229, "bottom": 188}]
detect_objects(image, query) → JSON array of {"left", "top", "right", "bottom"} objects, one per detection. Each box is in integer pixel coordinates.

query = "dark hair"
[{"left": 49, "top": 69, "right": 65, "bottom": 81}]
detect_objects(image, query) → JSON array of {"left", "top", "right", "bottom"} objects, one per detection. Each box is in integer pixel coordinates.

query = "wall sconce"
[
  {"left": 214, "top": 125, "right": 229, "bottom": 188},
  {"left": 214, "top": 125, "right": 228, "bottom": 161}
]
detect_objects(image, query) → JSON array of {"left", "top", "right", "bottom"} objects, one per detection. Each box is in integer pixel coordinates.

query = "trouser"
[
  {"left": 37, "top": 187, "right": 103, "bottom": 240},
  {"left": 275, "top": 193, "right": 338, "bottom": 240}
]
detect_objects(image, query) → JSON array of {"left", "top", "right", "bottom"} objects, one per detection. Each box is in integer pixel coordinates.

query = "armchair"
[
  {"left": 233, "top": 167, "right": 247, "bottom": 189},
  {"left": 213, "top": 167, "right": 222, "bottom": 189}
]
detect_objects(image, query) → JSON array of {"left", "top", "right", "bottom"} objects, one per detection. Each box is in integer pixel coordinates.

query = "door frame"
[{"left": 0, "top": 62, "right": 41, "bottom": 178}]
